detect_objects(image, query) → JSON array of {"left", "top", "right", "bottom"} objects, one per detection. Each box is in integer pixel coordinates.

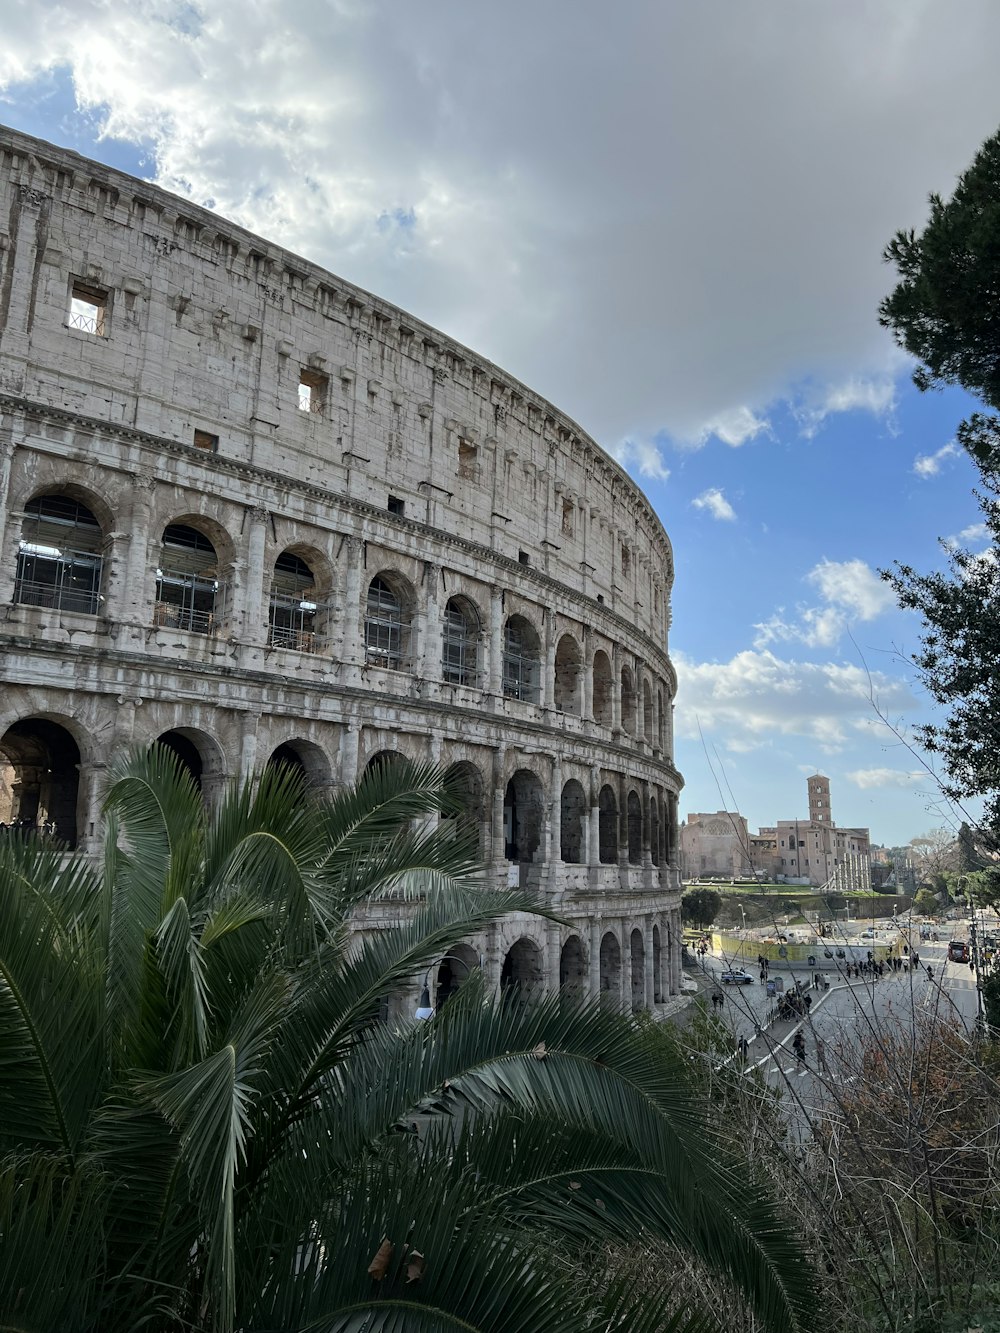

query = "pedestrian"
[
  {"left": 815, "top": 1036, "right": 828, "bottom": 1074},
  {"left": 736, "top": 1035, "right": 749, "bottom": 1062},
  {"left": 792, "top": 1031, "right": 806, "bottom": 1067},
  {"left": 927, "top": 965, "right": 934, "bottom": 982}
]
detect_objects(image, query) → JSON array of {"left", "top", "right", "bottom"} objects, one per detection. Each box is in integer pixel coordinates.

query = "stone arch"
[
  {"left": 657, "top": 686, "right": 666, "bottom": 750},
  {"left": 598, "top": 784, "right": 618, "bottom": 864},
  {"left": 643, "top": 678, "right": 653, "bottom": 742},
  {"left": 442, "top": 760, "right": 486, "bottom": 852},
  {"left": 502, "top": 614, "right": 541, "bottom": 703},
  {"left": 553, "top": 633, "right": 582, "bottom": 715},
  {"left": 265, "top": 738, "right": 332, "bottom": 790},
  {"left": 154, "top": 727, "right": 227, "bottom": 803},
  {"left": 503, "top": 768, "right": 544, "bottom": 862},
  {"left": 0, "top": 717, "right": 83, "bottom": 847},
  {"left": 650, "top": 795, "right": 660, "bottom": 866},
  {"left": 630, "top": 927, "right": 645, "bottom": 1012},
  {"left": 365, "top": 571, "right": 415, "bottom": 670},
  {"left": 599, "top": 930, "right": 622, "bottom": 1010},
  {"left": 268, "top": 548, "right": 328, "bottom": 653},
  {"left": 592, "top": 650, "right": 613, "bottom": 726},
  {"left": 441, "top": 595, "right": 482, "bottom": 686},
  {"left": 627, "top": 789, "right": 642, "bottom": 865},
  {"left": 155, "top": 521, "right": 226, "bottom": 634},
  {"left": 652, "top": 924, "right": 663, "bottom": 1004},
  {"left": 559, "top": 934, "right": 586, "bottom": 1002},
  {"left": 433, "top": 941, "right": 481, "bottom": 1009},
  {"left": 560, "top": 778, "right": 587, "bottom": 863},
  {"left": 620, "top": 665, "right": 636, "bottom": 734},
  {"left": 14, "top": 491, "right": 108, "bottom": 616},
  {"left": 500, "top": 936, "right": 543, "bottom": 1003},
  {"left": 365, "top": 749, "right": 403, "bottom": 775}
]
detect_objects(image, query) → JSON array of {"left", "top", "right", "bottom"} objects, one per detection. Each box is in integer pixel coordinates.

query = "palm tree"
[{"left": 0, "top": 747, "right": 815, "bottom": 1332}]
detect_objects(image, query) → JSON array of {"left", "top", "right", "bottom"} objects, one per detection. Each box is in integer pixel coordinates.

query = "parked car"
[{"left": 720, "top": 968, "right": 754, "bottom": 985}]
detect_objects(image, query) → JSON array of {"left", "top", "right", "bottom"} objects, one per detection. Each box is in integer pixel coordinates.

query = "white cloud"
[
  {"left": 958, "top": 522, "right": 989, "bottom": 544},
  {"left": 692, "top": 487, "right": 736, "bottom": 521},
  {"left": 795, "top": 376, "right": 898, "bottom": 438},
  {"left": 5, "top": 3, "right": 1000, "bottom": 447},
  {"left": 695, "top": 407, "right": 770, "bottom": 448},
  {"left": 674, "top": 649, "right": 917, "bottom": 755},
  {"left": 846, "top": 767, "right": 924, "bottom": 790},
  {"left": 914, "top": 442, "right": 960, "bottom": 477},
  {"left": 753, "top": 558, "right": 893, "bottom": 648},
  {"left": 609, "top": 438, "right": 670, "bottom": 481}
]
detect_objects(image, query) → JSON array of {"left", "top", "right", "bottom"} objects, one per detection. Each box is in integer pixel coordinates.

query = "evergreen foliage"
[{"left": 0, "top": 748, "right": 815, "bottom": 1333}]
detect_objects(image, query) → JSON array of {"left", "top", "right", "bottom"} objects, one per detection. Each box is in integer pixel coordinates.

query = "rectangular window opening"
[
  {"left": 69, "top": 280, "right": 109, "bottom": 337},
  {"left": 561, "top": 499, "right": 574, "bottom": 536},
  {"left": 193, "top": 429, "right": 219, "bottom": 452},
  {"left": 298, "top": 369, "right": 328, "bottom": 414},
  {"left": 458, "top": 439, "right": 479, "bottom": 480},
  {"left": 387, "top": 495, "right": 405, "bottom": 517},
  {"left": 518, "top": 550, "right": 530, "bottom": 566}
]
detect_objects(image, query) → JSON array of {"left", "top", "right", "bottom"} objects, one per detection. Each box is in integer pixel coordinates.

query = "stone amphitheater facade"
[{"left": 0, "top": 126, "right": 684, "bottom": 1014}]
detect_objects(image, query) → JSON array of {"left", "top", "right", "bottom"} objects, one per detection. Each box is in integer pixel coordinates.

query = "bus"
[{"left": 948, "top": 940, "right": 969, "bottom": 963}]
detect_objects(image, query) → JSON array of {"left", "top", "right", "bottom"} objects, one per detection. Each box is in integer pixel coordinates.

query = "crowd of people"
[{"left": 0, "top": 817, "right": 59, "bottom": 837}]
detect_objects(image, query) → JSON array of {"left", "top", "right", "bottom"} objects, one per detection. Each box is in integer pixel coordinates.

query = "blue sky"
[{"left": 2, "top": 1, "right": 999, "bottom": 846}]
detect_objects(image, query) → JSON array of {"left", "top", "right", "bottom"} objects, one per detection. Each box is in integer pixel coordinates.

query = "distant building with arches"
[{"left": 0, "top": 125, "right": 683, "bottom": 1013}]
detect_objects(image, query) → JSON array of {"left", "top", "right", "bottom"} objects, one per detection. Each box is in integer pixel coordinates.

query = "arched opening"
[
  {"left": 503, "top": 768, "right": 544, "bottom": 862},
  {"left": 500, "top": 936, "right": 543, "bottom": 1004},
  {"left": 267, "top": 742, "right": 307, "bottom": 779},
  {"left": 155, "top": 729, "right": 206, "bottom": 789},
  {"left": 560, "top": 778, "right": 587, "bottom": 863},
  {"left": 155, "top": 523, "right": 221, "bottom": 634},
  {"left": 559, "top": 935, "right": 586, "bottom": 1003},
  {"left": 598, "top": 784, "right": 618, "bottom": 864},
  {"left": 365, "top": 749, "right": 403, "bottom": 775},
  {"left": 592, "top": 650, "right": 613, "bottom": 726},
  {"left": 365, "top": 575, "right": 411, "bottom": 670},
  {"left": 627, "top": 790, "right": 642, "bottom": 865},
  {"left": 269, "top": 551, "right": 319, "bottom": 652},
  {"left": 553, "top": 633, "right": 582, "bottom": 715},
  {"left": 442, "top": 597, "right": 481, "bottom": 686},
  {"left": 630, "top": 928, "right": 645, "bottom": 1012},
  {"left": 643, "top": 679, "right": 653, "bottom": 742},
  {"left": 0, "top": 718, "right": 81, "bottom": 846},
  {"left": 599, "top": 931, "right": 622, "bottom": 1010},
  {"left": 502, "top": 615, "right": 541, "bottom": 703},
  {"left": 620, "top": 666, "right": 636, "bottom": 735},
  {"left": 442, "top": 760, "right": 486, "bottom": 852},
  {"left": 434, "top": 942, "right": 481, "bottom": 1009},
  {"left": 14, "top": 493, "right": 105, "bottom": 614},
  {"left": 652, "top": 925, "right": 663, "bottom": 1004},
  {"left": 650, "top": 795, "right": 660, "bottom": 866},
  {"left": 658, "top": 687, "right": 666, "bottom": 750}
]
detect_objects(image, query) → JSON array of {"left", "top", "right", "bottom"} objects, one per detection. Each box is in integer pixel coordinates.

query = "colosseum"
[{"left": 0, "top": 125, "right": 683, "bottom": 1014}]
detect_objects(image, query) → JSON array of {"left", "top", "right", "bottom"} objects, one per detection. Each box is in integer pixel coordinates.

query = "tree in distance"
[
  {"left": 0, "top": 748, "right": 815, "bottom": 1333},
  {"left": 682, "top": 886, "right": 723, "bottom": 930}
]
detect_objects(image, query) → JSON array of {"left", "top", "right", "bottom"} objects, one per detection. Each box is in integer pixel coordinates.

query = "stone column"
[
  {"left": 641, "top": 778, "right": 652, "bottom": 869},
  {"left": 0, "top": 434, "right": 15, "bottom": 595},
  {"left": 491, "top": 745, "right": 507, "bottom": 865},
  {"left": 542, "top": 608, "right": 556, "bottom": 710},
  {"left": 581, "top": 627, "right": 594, "bottom": 722},
  {"left": 339, "top": 722, "right": 359, "bottom": 787},
  {"left": 118, "top": 475, "right": 156, "bottom": 624},
  {"left": 342, "top": 537, "right": 363, "bottom": 667},
  {"left": 611, "top": 643, "right": 622, "bottom": 735},
  {"left": 488, "top": 586, "right": 504, "bottom": 696},
  {"left": 546, "top": 921, "right": 562, "bottom": 997},
  {"left": 417, "top": 560, "right": 441, "bottom": 681},
  {"left": 618, "top": 772, "right": 629, "bottom": 869},
  {"left": 239, "top": 503, "right": 268, "bottom": 642},
  {"left": 588, "top": 765, "right": 602, "bottom": 867},
  {"left": 635, "top": 659, "right": 646, "bottom": 741},
  {"left": 239, "top": 710, "right": 260, "bottom": 781},
  {"left": 549, "top": 754, "right": 562, "bottom": 867}
]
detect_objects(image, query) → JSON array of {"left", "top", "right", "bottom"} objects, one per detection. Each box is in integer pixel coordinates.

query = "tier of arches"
[
  {"left": 0, "top": 711, "right": 679, "bottom": 869},
  {"left": 4, "top": 485, "right": 674, "bottom": 747},
  {"left": 421, "top": 921, "right": 677, "bottom": 1014}
]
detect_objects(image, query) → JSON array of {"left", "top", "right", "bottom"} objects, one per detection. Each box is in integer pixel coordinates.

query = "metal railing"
[{"left": 13, "top": 574, "right": 102, "bottom": 615}]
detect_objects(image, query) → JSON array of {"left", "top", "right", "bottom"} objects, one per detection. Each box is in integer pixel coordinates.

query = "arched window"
[
  {"left": 657, "top": 686, "right": 665, "bottom": 750},
  {"left": 0, "top": 718, "right": 81, "bottom": 846},
  {"left": 627, "top": 790, "right": 642, "bottom": 865},
  {"left": 14, "top": 494, "right": 104, "bottom": 614},
  {"left": 554, "top": 634, "right": 582, "bottom": 714},
  {"left": 269, "top": 551, "right": 318, "bottom": 652},
  {"left": 643, "top": 679, "right": 653, "bottom": 741},
  {"left": 621, "top": 666, "right": 636, "bottom": 734},
  {"left": 365, "top": 576, "right": 408, "bottom": 669},
  {"left": 155, "top": 524, "right": 221, "bottom": 634},
  {"left": 442, "top": 597, "right": 480, "bottom": 685},
  {"left": 593, "top": 650, "right": 613, "bottom": 726},
  {"left": 502, "top": 616, "right": 540, "bottom": 703},
  {"left": 560, "top": 778, "right": 587, "bottom": 863}
]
